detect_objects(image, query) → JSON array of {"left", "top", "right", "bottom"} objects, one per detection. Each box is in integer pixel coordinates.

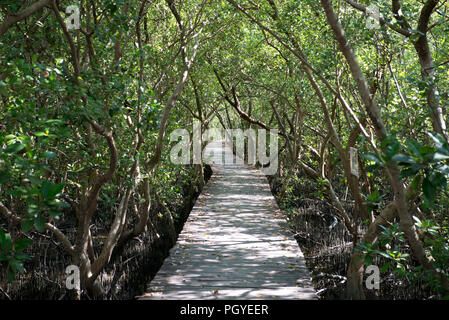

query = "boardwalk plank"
[{"left": 139, "top": 141, "right": 316, "bottom": 300}]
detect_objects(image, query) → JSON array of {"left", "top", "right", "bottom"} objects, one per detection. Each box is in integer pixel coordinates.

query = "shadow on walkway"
[{"left": 138, "top": 141, "right": 316, "bottom": 300}]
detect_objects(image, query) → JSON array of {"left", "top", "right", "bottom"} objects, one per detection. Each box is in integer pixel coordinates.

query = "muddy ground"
[{"left": 269, "top": 173, "right": 435, "bottom": 300}]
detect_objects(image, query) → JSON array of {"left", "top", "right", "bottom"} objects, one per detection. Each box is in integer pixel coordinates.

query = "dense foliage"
[{"left": 1, "top": 0, "right": 448, "bottom": 299}]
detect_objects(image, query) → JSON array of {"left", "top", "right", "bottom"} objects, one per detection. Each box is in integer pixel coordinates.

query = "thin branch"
[{"left": 0, "top": 0, "right": 51, "bottom": 38}]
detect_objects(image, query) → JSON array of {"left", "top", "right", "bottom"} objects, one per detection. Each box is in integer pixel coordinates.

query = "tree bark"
[
  {"left": 321, "top": 0, "right": 449, "bottom": 298},
  {"left": 0, "top": 0, "right": 51, "bottom": 38}
]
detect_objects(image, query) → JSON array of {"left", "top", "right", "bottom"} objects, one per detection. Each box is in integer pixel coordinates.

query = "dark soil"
[
  {"left": 268, "top": 172, "right": 436, "bottom": 300},
  {"left": 268, "top": 174, "right": 352, "bottom": 299}
]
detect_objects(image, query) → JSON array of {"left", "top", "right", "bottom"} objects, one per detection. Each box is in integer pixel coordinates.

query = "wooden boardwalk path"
[{"left": 139, "top": 141, "right": 316, "bottom": 300}]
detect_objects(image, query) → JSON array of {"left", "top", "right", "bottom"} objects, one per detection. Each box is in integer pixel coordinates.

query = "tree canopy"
[{"left": 1, "top": 0, "right": 448, "bottom": 300}]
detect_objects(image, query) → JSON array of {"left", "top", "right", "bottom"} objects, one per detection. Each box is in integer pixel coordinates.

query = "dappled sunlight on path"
[{"left": 139, "top": 141, "right": 316, "bottom": 300}]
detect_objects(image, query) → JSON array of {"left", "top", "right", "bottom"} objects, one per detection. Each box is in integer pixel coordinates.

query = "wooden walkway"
[{"left": 139, "top": 141, "right": 316, "bottom": 300}]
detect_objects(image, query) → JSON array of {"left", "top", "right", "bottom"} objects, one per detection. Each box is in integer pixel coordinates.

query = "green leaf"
[
  {"left": 436, "top": 164, "right": 449, "bottom": 175},
  {"left": 422, "top": 176, "right": 436, "bottom": 204},
  {"left": 364, "top": 255, "right": 373, "bottom": 265},
  {"left": 363, "top": 153, "right": 382, "bottom": 164},
  {"left": 432, "top": 152, "right": 449, "bottom": 162},
  {"left": 49, "top": 210, "right": 62, "bottom": 218},
  {"left": 42, "top": 151, "right": 57, "bottom": 159},
  {"left": 376, "top": 250, "right": 391, "bottom": 259},
  {"left": 4, "top": 134, "right": 16, "bottom": 141},
  {"left": 381, "top": 262, "right": 391, "bottom": 273},
  {"left": 406, "top": 139, "right": 422, "bottom": 158},
  {"left": 0, "top": 81, "right": 8, "bottom": 96},
  {"left": 27, "top": 204, "right": 39, "bottom": 216},
  {"left": 0, "top": 228, "right": 6, "bottom": 248},
  {"left": 7, "top": 268, "right": 15, "bottom": 282},
  {"left": 48, "top": 199, "right": 70, "bottom": 208},
  {"left": 427, "top": 131, "right": 449, "bottom": 155},
  {"left": 419, "top": 146, "right": 436, "bottom": 157},
  {"left": 429, "top": 171, "right": 447, "bottom": 189},
  {"left": 391, "top": 154, "right": 415, "bottom": 164},
  {"left": 5, "top": 142, "right": 25, "bottom": 154},
  {"left": 14, "top": 238, "right": 33, "bottom": 251},
  {"left": 21, "top": 219, "right": 34, "bottom": 233},
  {"left": 384, "top": 138, "right": 401, "bottom": 160},
  {"left": 413, "top": 215, "right": 422, "bottom": 226},
  {"left": 41, "top": 181, "right": 64, "bottom": 200},
  {"left": 400, "top": 164, "right": 424, "bottom": 178},
  {"left": 28, "top": 176, "right": 42, "bottom": 185},
  {"left": 0, "top": 169, "right": 11, "bottom": 184},
  {"left": 0, "top": 231, "right": 12, "bottom": 250},
  {"left": 11, "top": 259, "right": 25, "bottom": 274},
  {"left": 14, "top": 253, "right": 31, "bottom": 261},
  {"left": 34, "top": 215, "right": 46, "bottom": 233}
]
